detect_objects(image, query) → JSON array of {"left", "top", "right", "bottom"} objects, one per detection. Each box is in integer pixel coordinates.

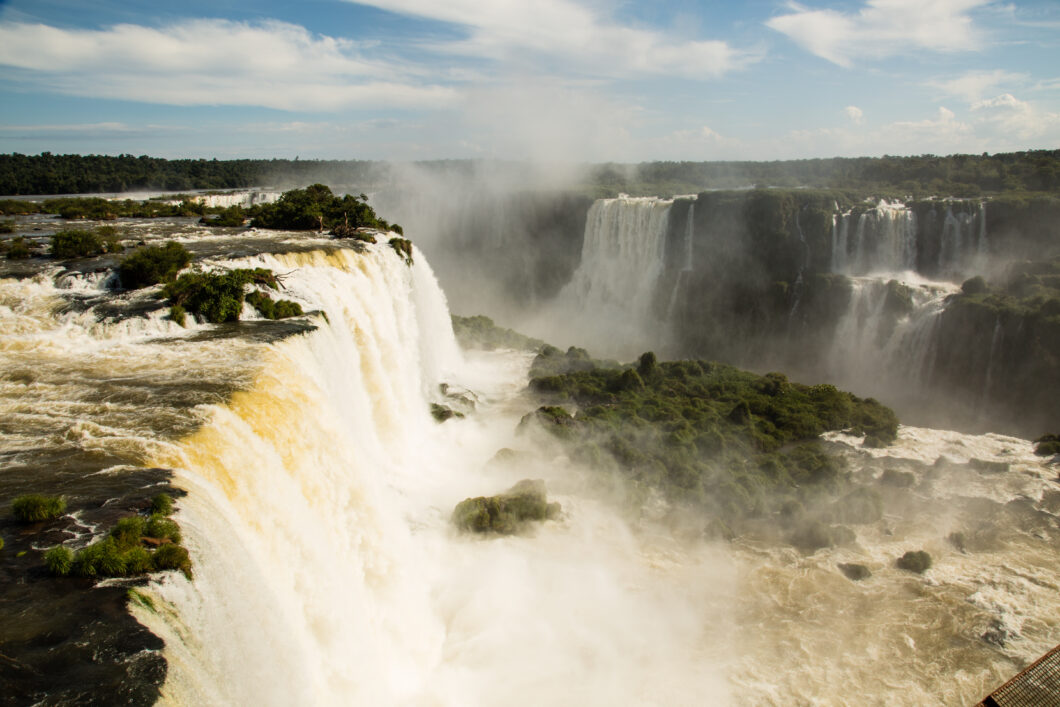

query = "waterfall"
[
  {"left": 939, "top": 202, "right": 988, "bottom": 276},
  {"left": 832, "top": 201, "right": 917, "bottom": 275},
  {"left": 825, "top": 275, "right": 956, "bottom": 402},
  {"left": 538, "top": 196, "right": 674, "bottom": 358},
  {"left": 666, "top": 201, "right": 695, "bottom": 321},
  {"left": 131, "top": 243, "right": 732, "bottom": 705}
]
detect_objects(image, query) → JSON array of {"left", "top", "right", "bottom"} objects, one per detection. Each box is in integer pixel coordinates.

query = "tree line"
[{"left": 1, "top": 150, "right": 1058, "bottom": 196}]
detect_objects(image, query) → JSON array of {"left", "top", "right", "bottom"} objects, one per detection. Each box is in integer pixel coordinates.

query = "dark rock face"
[{"left": 452, "top": 479, "right": 561, "bottom": 535}]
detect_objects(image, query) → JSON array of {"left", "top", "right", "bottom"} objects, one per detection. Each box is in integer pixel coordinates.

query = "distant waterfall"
[
  {"left": 825, "top": 276, "right": 956, "bottom": 401},
  {"left": 541, "top": 196, "right": 674, "bottom": 358},
  {"left": 832, "top": 201, "right": 917, "bottom": 275},
  {"left": 939, "top": 202, "right": 988, "bottom": 276}
]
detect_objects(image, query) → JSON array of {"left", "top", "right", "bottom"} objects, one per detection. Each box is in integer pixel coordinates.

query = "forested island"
[{"left": 2, "top": 150, "right": 1059, "bottom": 197}]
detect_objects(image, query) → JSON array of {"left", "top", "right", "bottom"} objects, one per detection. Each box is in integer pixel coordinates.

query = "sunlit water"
[{"left": 1, "top": 220, "right": 1057, "bottom": 705}]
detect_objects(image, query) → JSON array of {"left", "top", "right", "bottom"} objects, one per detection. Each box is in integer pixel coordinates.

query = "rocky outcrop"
[{"left": 451, "top": 479, "right": 561, "bottom": 534}]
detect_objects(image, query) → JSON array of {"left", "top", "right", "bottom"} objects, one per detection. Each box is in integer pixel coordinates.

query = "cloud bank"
[{"left": 767, "top": 0, "right": 991, "bottom": 67}]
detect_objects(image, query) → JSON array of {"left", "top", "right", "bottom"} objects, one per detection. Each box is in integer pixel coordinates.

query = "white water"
[
  {"left": 533, "top": 196, "right": 674, "bottom": 358},
  {"left": 131, "top": 243, "right": 737, "bottom": 704},
  {"left": 832, "top": 201, "right": 918, "bottom": 275},
  {"left": 824, "top": 273, "right": 958, "bottom": 400},
  {"left": 5, "top": 231, "right": 1058, "bottom": 705}
]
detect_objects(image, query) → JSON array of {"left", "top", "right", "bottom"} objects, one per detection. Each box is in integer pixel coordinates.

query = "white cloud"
[
  {"left": 0, "top": 20, "right": 458, "bottom": 111},
  {"left": 767, "top": 0, "right": 991, "bottom": 67},
  {"left": 844, "top": 106, "right": 864, "bottom": 124},
  {"left": 345, "top": 0, "right": 747, "bottom": 79},
  {"left": 971, "top": 92, "right": 1060, "bottom": 140},
  {"left": 929, "top": 69, "right": 1026, "bottom": 102}
]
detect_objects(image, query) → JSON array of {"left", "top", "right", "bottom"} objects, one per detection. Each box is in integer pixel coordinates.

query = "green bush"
[
  {"left": 201, "top": 205, "right": 245, "bottom": 227},
  {"left": 145, "top": 514, "right": 181, "bottom": 544},
  {"left": 119, "top": 242, "right": 191, "bottom": 289},
  {"left": 169, "top": 304, "right": 187, "bottom": 327},
  {"left": 73, "top": 538, "right": 127, "bottom": 577},
  {"left": 5, "top": 236, "right": 32, "bottom": 259},
  {"left": 389, "top": 237, "right": 413, "bottom": 265},
  {"left": 245, "top": 290, "right": 303, "bottom": 320},
  {"left": 44, "top": 546, "right": 74, "bottom": 576},
  {"left": 452, "top": 479, "right": 560, "bottom": 534},
  {"left": 51, "top": 229, "right": 103, "bottom": 258},
  {"left": 152, "top": 543, "right": 192, "bottom": 578},
  {"left": 110, "top": 516, "right": 146, "bottom": 548},
  {"left": 12, "top": 494, "right": 66, "bottom": 522},
  {"left": 163, "top": 268, "right": 279, "bottom": 324},
  {"left": 251, "top": 184, "right": 394, "bottom": 233},
  {"left": 150, "top": 493, "right": 174, "bottom": 516}
]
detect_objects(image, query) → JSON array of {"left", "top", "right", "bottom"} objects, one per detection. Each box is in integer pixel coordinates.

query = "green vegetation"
[
  {"left": 249, "top": 183, "right": 395, "bottom": 233},
  {"left": 389, "top": 237, "right": 413, "bottom": 265},
  {"left": 169, "top": 304, "right": 187, "bottom": 327},
  {"left": 896, "top": 550, "right": 933, "bottom": 573},
  {"left": 150, "top": 493, "right": 174, "bottom": 516},
  {"left": 12, "top": 494, "right": 66, "bottom": 522},
  {"left": 430, "top": 403, "right": 465, "bottom": 422},
  {"left": 452, "top": 479, "right": 561, "bottom": 534},
  {"left": 526, "top": 352, "right": 898, "bottom": 523},
  {"left": 44, "top": 546, "right": 73, "bottom": 575},
  {"left": 2, "top": 236, "right": 34, "bottom": 259},
  {"left": 245, "top": 290, "right": 304, "bottom": 320},
  {"left": 450, "top": 314, "right": 546, "bottom": 352},
  {"left": 1035, "top": 434, "right": 1060, "bottom": 456},
  {"left": 50, "top": 228, "right": 123, "bottom": 258},
  {"left": 44, "top": 497, "right": 192, "bottom": 580},
  {"left": 201, "top": 205, "right": 245, "bottom": 227},
  {"left": 118, "top": 242, "right": 191, "bottom": 289},
  {"left": 4, "top": 150, "right": 1058, "bottom": 198},
  {"left": 162, "top": 267, "right": 296, "bottom": 324}
]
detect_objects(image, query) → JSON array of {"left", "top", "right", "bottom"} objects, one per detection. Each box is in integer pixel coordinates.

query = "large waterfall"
[
  {"left": 3, "top": 199, "right": 1058, "bottom": 706},
  {"left": 533, "top": 196, "right": 676, "bottom": 358}
]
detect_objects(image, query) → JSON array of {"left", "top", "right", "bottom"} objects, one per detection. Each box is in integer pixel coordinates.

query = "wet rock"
[
  {"left": 452, "top": 479, "right": 561, "bottom": 535},
  {"left": 969, "top": 458, "right": 1009, "bottom": 474},
  {"left": 838, "top": 563, "right": 871, "bottom": 581},
  {"left": 830, "top": 487, "right": 883, "bottom": 525},
  {"left": 880, "top": 469, "right": 916, "bottom": 488},
  {"left": 790, "top": 521, "right": 856, "bottom": 552},
  {"left": 896, "top": 550, "right": 932, "bottom": 573},
  {"left": 430, "top": 403, "right": 464, "bottom": 423},
  {"left": 1038, "top": 490, "right": 1060, "bottom": 514}
]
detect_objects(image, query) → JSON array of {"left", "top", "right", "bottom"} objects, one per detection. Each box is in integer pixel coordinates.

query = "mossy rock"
[
  {"left": 430, "top": 403, "right": 465, "bottom": 423},
  {"left": 896, "top": 550, "right": 932, "bottom": 573},
  {"left": 1033, "top": 433, "right": 1060, "bottom": 457},
  {"left": 452, "top": 479, "right": 561, "bottom": 535},
  {"left": 838, "top": 563, "right": 871, "bottom": 581},
  {"left": 790, "top": 521, "right": 855, "bottom": 552}
]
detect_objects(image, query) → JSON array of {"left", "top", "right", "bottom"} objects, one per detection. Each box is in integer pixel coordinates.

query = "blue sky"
[{"left": 0, "top": 0, "right": 1057, "bottom": 161}]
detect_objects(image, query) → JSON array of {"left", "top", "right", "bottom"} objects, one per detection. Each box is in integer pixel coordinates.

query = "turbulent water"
[{"left": 1, "top": 206, "right": 1058, "bottom": 706}]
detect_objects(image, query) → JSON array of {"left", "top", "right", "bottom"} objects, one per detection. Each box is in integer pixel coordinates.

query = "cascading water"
[
  {"left": 832, "top": 201, "right": 918, "bottom": 275},
  {"left": 534, "top": 196, "right": 673, "bottom": 358},
  {"left": 4, "top": 199, "right": 1059, "bottom": 706},
  {"left": 939, "top": 202, "right": 988, "bottom": 276},
  {"left": 824, "top": 275, "right": 957, "bottom": 406}
]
